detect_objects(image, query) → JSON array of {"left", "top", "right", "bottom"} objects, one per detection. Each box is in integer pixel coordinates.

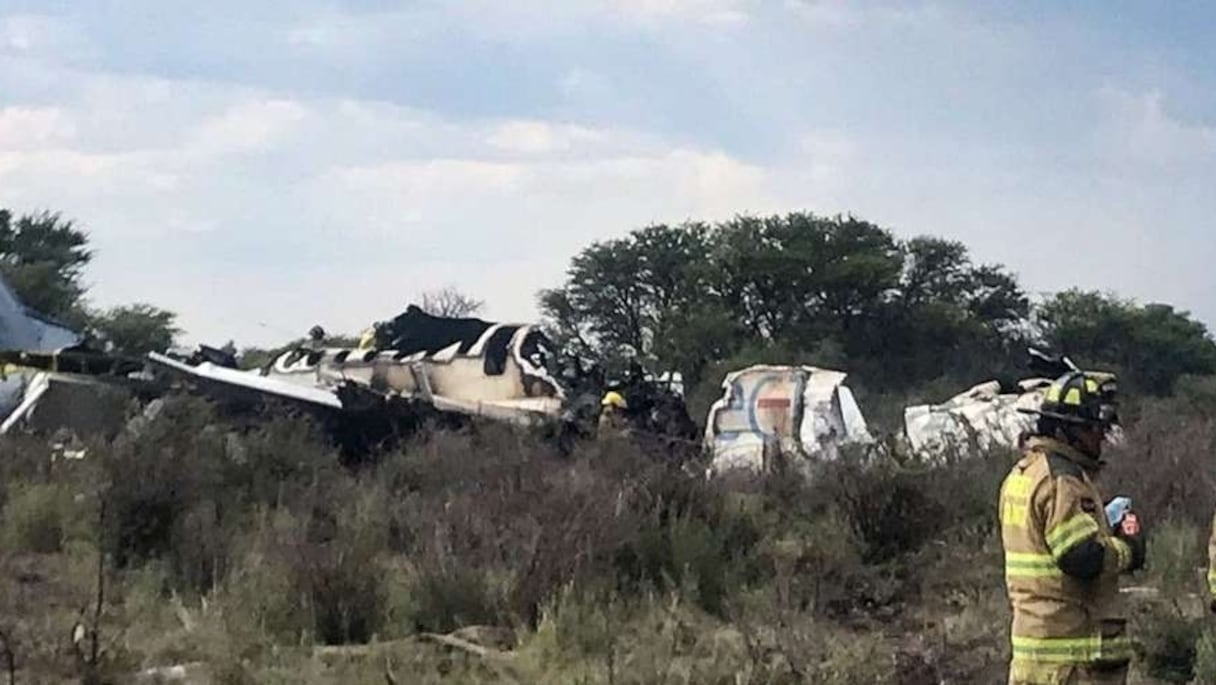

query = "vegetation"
[
  {"left": 541, "top": 212, "right": 1215, "bottom": 400},
  {"left": 0, "top": 208, "right": 181, "bottom": 352},
  {"left": 1, "top": 205, "right": 1215, "bottom": 682},
  {"left": 0, "top": 393, "right": 1213, "bottom": 683}
]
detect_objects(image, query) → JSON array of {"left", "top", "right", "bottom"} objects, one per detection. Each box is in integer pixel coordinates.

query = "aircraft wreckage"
[
  {"left": 0, "top": 296, "right": 694, "bottom": 453},
  {"left": 150, "top": 306, "right": 568, "bottom": 427},
  {"left": 704, "top": 365, "right": 873, "bottom": 474},
  {"left": 0, "top": 270, "right": 1090, "bottom": 467}
]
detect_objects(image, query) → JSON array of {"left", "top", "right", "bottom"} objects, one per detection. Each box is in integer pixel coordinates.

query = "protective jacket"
[
  {"left": 1208, "top": 510, "right": 1216, "bottom": 598},
  {"left": 999, "top": 436, "right": 1136, "bottom": 682},
  {"left": 597, "top": 408, "right": 630, "bottom": 439}
]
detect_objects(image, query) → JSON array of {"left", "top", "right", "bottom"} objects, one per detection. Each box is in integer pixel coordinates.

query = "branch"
[
  {"left": 0, "top": 626, "right": 15, "bottom": 685},
  {"left": 383, "top": 655, "right": 398, "bottom": 685},
  {"left": 91, "top": 502, "right": 106, "bottom": 668}
]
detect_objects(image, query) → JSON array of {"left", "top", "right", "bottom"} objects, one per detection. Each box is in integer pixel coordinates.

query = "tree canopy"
[
  {"left": 543, "top": 211, "right": 1213, "bottom": 399},
  {"left": 89, "top": 304, "right": 181, "bottom": 356},
  {"left": 0, "top": 208, "right": 180, "bottom": 353},
  {"left": 1037, "top": 290, "right": 1216, "bottom": 395},
  {"left": 0, "top": 210, "right": 92, "bottom": 322},
  {"left": 4, "top": 203, "right": 1211, "bottom": 402}
]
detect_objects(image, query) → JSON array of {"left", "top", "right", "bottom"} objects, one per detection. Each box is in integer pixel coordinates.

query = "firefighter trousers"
[{"left": 1009, "top": 661, "right": 1128, "bottom": 685}]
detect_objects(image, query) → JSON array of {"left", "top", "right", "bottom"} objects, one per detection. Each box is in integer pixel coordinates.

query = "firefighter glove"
[{"left": 1116, "top": 529, "right": 1146, "bottom": 572}]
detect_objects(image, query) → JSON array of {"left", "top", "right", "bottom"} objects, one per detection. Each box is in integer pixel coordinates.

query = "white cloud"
[
  {"left": 1095, "top": 88, "right": 1216, "bottom": 166},
  {"left": 0, "top": 13, "right": 93, "bottom": 62},
  {"left": 1, "top": 3, "right": 1214, "bottom": 345},
  {"left": 1, "top": 14, "right": 60, "bottom": 53},
  {"left": 608, "top": 0, "right": 752, "bottom": 26},
  {"left": 485, "top": 121, "right": 604, "bottom": 154},
  {"left": 0, "top": 106, "right": 75, "bottom": 149},
  {"left": 0, "top": 71, "right": 800, "bottom": 345},
  {"left": 185, "top": 99, "right": 309, "bottom": 157}
]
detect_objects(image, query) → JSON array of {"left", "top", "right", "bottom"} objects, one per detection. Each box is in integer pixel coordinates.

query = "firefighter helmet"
[
  {"left": 601, "top": 391, "right": 628, "bottom": 410},
  {"left": 1024, "top": 371, "right": 1120, "bottom": 427}
]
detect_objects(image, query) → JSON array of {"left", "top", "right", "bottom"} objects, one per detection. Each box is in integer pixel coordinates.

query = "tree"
[
  {"left": 1037, "top": 290, "right": 1216, "bottom": 395},
  {"left": 419, "top": 287, "right": 484, "bottom": 318},
  {"left": 89, "top": 304, "right": 180, "bottom": 356},
  {"left": 708, "top": 213, "right": 903, "bottom": 345},
  {"left": 849, "top": 236, "right": 1032, "bottom": 389},
  {"left": 543, "top": 213, "right": 1040, "bottom": 395},
  {"left": 0, "top": 209, "right": 92, "bottom": 319},
  {"left": 541, "top": 223, "right": 732, "bottom": 384}
]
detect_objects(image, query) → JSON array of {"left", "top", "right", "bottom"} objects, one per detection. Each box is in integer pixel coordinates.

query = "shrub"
[
  {"left": 1137, "top": 608, "right": 1200, "bottom": 684},
  {"left": 0, "top": 483, "right": 77, "bottom": 553},
  {"left": 219, "top": 483, "right": 395, "bottom": 647},
  {"left": 1143, "top": 519, "right": 1205, "bottom": 599},
  {"left": 99, "top": 395, "right": 341, "bottom": 593},
  {"left": 822, "top": 458, "right": 948, "bottom": 564},
  {"left": 1194, "top": 630, "right": 1216, "bottom": 685},
  {"left": 1103, "top": 397, "right": 1216, "bottom": 528},
  {"left": 300, "top": 487, "right": 391, "bottom": 645},
  {"left": 407, "top": 564, "right": 506, "bottom": 634}
]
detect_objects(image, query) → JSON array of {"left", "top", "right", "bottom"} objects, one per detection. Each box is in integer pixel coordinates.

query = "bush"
[
  {"left": 821, "top": 459, "right": 947, "bottom": 564},
  {"left": 219, "top": 510, "right": 390, "bottom": 647},
  {"left": 1143, "top": 520, "right": 1205, "bottom": 598},
  {"left": 1195, "top": 630, "right": 1216, "bottom": 685},
  {"left": 407, "top": 564, "right": 506, "bottom": 634},
  {"left": 1104, "top": 396, "right": 1216, "bottom": 528},
  {"left": 0, "top": 483, "right": 78, "bottom": 553},
  {"left": 99, "top": 396, "right": 340, "bottom": 592},
  {"left": 15, "top": 382, "right": 1216, "bottom": 682},
  {"left": 1137, "top": 608, "right": 1200, "bottom": 684},
  {"left": 0, "top": 435, "right": 54, "bottom": 493}
]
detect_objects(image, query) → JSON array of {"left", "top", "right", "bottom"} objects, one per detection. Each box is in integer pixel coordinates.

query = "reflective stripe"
[
  {"left": 1002, "top": 475, "right": 1033, "bottom": 528},
  {"left": 1005, "top": 475, "right": 1033, "bottom": 498},
  {"left": 1046, "top": 514, "right": 1100, "bottom": 559},
  {"left": 1002, "top": 501, "right": 1028, "bottom": 528},
  {"left": 1005, "top": 552, "right": 1063, "bottom": 579},
  {"left": 1012, "top": 635, "right": 1133, "bottom": 664},
  {"left": 1111, "top": 538, "right": 1131, "bottom": 572}
]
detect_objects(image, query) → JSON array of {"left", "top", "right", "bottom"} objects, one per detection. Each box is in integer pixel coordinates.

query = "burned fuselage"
[{"left": 259, "top": 306, "right": 565, "bottom": 424}]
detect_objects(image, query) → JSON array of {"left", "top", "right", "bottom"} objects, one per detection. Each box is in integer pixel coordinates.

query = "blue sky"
[{"left": 0, "top": 0, "right": 1213, "bottom": 346}]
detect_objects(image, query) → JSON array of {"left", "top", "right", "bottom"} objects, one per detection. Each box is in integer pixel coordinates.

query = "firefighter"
[
  {"left": 307, "top": 325, "right": 326, "bottom": 352},
  {"left": 356, "top": 325, "right": 377, "bottom": 351},
  {"left": 597, "top": 390, "right": 630, "bottom": 439},
  {"left": 1208, "top": 510, "right": 1216, "bottom": 613},
  {"left": 999, "top": 370, "right": 1146, "bottom": 684}
]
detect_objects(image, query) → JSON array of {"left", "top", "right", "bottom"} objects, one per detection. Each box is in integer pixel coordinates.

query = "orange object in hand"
[{"left": 1120, "top": 512, "right": 1140, "bottom": 537}]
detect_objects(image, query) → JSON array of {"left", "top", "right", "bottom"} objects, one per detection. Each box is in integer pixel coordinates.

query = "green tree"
[
  {"left": 89, "top": 304, "right": 180, "bottom": 356},
  {"left": 1037, "top": 290, "right": 1216, "bottom": 395},
  {"left": 708, "top": 213, "right": 903, "bottom": 346},
  {"left": 544, "top": 213, "right": 1036, "bottom": 393},
  {"left": 0, "top": 210, "right": 92, "bottom": 320},
  {"left": 848, "top": 236, "right": 1031, "bottom": 389},
  {"left": 541, "top": 222, "right": 732, "bottom": 383}
]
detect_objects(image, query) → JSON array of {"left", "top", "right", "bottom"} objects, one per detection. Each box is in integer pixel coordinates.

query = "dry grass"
[{"left": 1, "top": 389, "right": 1214, "bottom": 683}]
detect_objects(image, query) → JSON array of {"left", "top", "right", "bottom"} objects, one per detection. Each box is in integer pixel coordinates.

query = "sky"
[{"left": 0, "top": 0, "right": 1213, "bottom": 347}]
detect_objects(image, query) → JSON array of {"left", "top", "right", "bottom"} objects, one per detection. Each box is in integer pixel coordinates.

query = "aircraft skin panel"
[
  {"left": 467, "top": 324, "right": 505, "bottom": 357},
  {"left": 705, "top": 365, "right": 873, "bottom": 474},
  {"left": 0, "top": 372, "right": 51, "bottom": 434},
  {"left": 149, "top": 353, "right": 343, "bottom": 408}
]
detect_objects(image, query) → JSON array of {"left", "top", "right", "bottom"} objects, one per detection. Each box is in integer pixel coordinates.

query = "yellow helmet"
[
  {"left": 1022, "top": 370, "right": 1119, "bottom": 427},
  {"left": 601, "top": 391, "right": 627, "bottom": 409}
]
